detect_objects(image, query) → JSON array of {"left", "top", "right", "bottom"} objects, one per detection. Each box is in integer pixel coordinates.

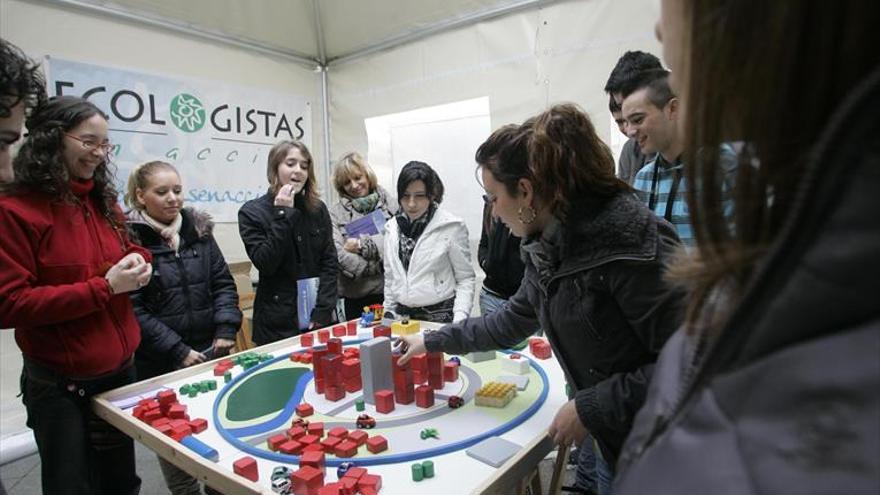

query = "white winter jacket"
[{"left": 383, "top": 208, "right": 475, "bottom": 322}]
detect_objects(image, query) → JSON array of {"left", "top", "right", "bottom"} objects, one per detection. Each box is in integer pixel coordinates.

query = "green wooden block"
[
  {"left": 180, "top": 384, "right": 191, "bottom": 394},
  {"left": 422, "top": 460, "right": 434, "bottom": 478},
  {"left": 188, "top": 390, "right": 198, "bottom": 398},
  {"left": 207, "top": 380, "right": 217, "bottom": 391},
  {"left": 411, "top": 463, "right": 424, "bottom": 482},
  {"left": 224, "top": 371, "right": 232, "bottom": 383},
  {"left": 355, "top": 398, "right": 365, "bottom": 412}
]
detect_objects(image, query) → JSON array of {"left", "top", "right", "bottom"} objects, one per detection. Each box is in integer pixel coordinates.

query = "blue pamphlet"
[
  {"left": 343, "top": 210, "right": 387, "bottom": 237},
  {"left": 297, "top": 277, "right": 319, "bottom": 330}
]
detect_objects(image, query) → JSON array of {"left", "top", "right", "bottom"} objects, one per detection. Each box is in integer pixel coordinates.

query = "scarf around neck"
[
  {"left": 395, "top": 203, "right": 437, "bottom": 271},
  {"left": 136, "top": 209, "right": 183, "bottom": 253},
  {"left": 349, "top": 191, "right": 380, "bottom": 214},
  {"left": 520, "top": 216, "right": 565, "bottom": 286}
]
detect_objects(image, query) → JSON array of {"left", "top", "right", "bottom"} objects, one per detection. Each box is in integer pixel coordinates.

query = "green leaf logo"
[{"left": 169, "top": 93, "right": 206, "bottom": 133}]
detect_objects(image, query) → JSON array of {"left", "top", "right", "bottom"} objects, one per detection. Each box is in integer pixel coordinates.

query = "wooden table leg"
[{"left": 547, "top": 441, "right": 571, "bottom": 495}]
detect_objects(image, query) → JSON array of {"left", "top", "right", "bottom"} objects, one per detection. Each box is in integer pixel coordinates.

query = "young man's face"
[
  {"left": 622, "top": 87, "right": 677, "bottom": 156},
  {"left": 612, "top": 110, "right": 627, "bottom": 136}
]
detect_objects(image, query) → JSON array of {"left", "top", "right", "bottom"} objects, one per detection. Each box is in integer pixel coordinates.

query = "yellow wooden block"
[
  {"left": 475, "top": 381, "right": 517, "bottom": 408},
  {"left": 391, "top": 320, "right": 420, "bottom": 335}
]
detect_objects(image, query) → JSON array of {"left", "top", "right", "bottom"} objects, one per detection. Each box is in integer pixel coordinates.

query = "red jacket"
[{"left": 0, "top": 180, "right": 151, "bottom": 377}]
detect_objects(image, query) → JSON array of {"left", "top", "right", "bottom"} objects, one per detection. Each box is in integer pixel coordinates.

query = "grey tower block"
[
  {"left": 466, "top": 436, "right": 522, "bottom": 467},
  {"left": 359, "top": 336, "right": 393, "bottom": 405},
  {"left": 464, "top": 350, "right": 496, "bottom": 362}
]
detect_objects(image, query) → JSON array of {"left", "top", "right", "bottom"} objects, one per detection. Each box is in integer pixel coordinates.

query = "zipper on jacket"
[{"left": 175, "top": 250, "right": 196, "bottom": 343}]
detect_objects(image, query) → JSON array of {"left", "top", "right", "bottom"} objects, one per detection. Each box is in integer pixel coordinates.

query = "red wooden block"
[
  {"left": 307, "top": 422, "right": 324, "bottom": 438},
  {"left": 300, "top": 332, "right": 314, "bottom": 347},
  {"left": 314, "top": 378, "right": 325, "bottom": 394},
  {"left": 138, "top": 398, "right": 160, "bottom": 409},
  {"left": 279, "top": 439, "right": 304, "bottom": 455},
  {"left": 219, "top": 358, "right": 233, "bottom": 367},
  {"left": 365, "top": 435, "right": 388, "bottom": 454},
  {"left": 292, "top": 466, "right": 324, "bottom": 494},
  {"left": 332, "top": 325, "right": 347, "bottom": 337},
  {"left": 532, "top": 341, "right": 552, "bottom": 360},
  {"left": 299, "top": 450, "right": 325, "bottom": 469},
  {"left": 341, "top": 359, "right": 360, "bottom": 378},
  {"left": 188, "top": 418, "right": 208, "bottom": 434},
  {"left": 374, "top": 389, "right": 395, "bottom": 414},
  {"left": 170, "top": 424, "right": 192, "bottom": 442},
  {"left": 318, "top": 485, "right": 341, "bottom": 495},
  {"left": 328, "top": 337, "right": 343, "bottom": 355},
  {"left": 347, "top": 429, "right": 368, "bottom": 446},
  {"left": 317, "top": 329, "right": 330, "bottom": 343},
  {"left": 156, "top": 390, "right": 177, "bottom": 405},
  {"left": 346, "top": 320, "right": 357, "bottom": 335},
  {"left": 156, "top": 423, "right": 173, "bottom": 436},
  {"left": 334, "top": 440, "right": 358, "bottom": 458},
  {"left": 288, "top": 425, "right": 307, "bottom": 440},
  {"left": 358, "top": 473, "right": 383, "bottom": 492},
  {"left": 296, "top": 403, "right": 314, "bottom": 417},
  {"left": 415, "top": 384, "right": 435, "bottom": 408},
  {"left": 343, "top": 377, "right": 362, "bottom": 393},
  {"left": 302, "top": 443, "right": 324, "bottom": 453},
  {"left": 143, "top": 409, "right": 163, "bottom": 423},
  {"left": 410, "top": 353, "right": 428, "bottom": 372},
  {"left": 267, "top": 434, "right": 288, "bottom": 451},
  {"left": 325, "top": 385, "right": 345, "bottom": 402},
  {"left": 150, "top": 417, "right": 171, "bottom": 428},
  {"left": 338, "top": 477, "right": 358, "bottom": 495},
  {"left": 132, "top": 405, "right": 146, "bottom": 420},
  {"left": 169, "top": 419, "right": 188, "bottom": 428},
  {"left": 444, "top": 362, "right": 459, "bottom": 382},
  {"left": 372, "top": 325, "right": 391, "bottom": 338},
  {"left": 327, "top": 427, "right": 348, "bottom": 439},
  {"left": 213, "top": 363, "right": 232, "bottom": 376},
  {"left": 320, "top": 436, "right": 342, "bottom": 451},
  {"left": 167, "top": 403, "right": 187, "bottom": 419},
  {"left": 342, "top": 466, "right": 367, "bottom": 480},
  {"left": 298, "top": 434, "right": 320, "bottom": 445},
  {"left": 233, "top": 456, "right": 258, "bottom": 482}
]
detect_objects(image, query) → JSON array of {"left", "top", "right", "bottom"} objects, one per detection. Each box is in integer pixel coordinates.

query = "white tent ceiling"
[{"left": 40, "top": 0, "right": 561, "bottom": 65}]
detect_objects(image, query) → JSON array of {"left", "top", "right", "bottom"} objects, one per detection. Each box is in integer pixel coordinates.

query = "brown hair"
[
  {"left": 477, "top": 103, "right": 629, "bottom": 221},
  {"left": 332, "top": 151, "right": 378, "bottom": 198},
  {"left": 124, "top": 160, "right": 179, "bottom": 210},
  {"left": 266, "top": 140, "right": 320, "bottom": 212},
  {"left": 668, "top": 0, "right": 880, "bottom": 330}
]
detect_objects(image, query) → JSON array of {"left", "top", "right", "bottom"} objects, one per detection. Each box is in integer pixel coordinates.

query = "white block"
[{"left": 501, "top": 356, "right": 530, "bottom": 375}]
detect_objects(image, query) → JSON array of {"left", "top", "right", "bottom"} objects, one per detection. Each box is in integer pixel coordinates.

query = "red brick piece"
[
  {"left": 338, "top": 477, "right": 358, "bottom": 495},
  {"left": 296, "top": 403, "right": 314, "bottom": 417},
  {"left": 342, "top": 466, "right": 367, "bottom": 480},
  {"left": 167, "top": 403, "right": 187, "bottom": 419},
  {"left": 327, "top": 427, "right": 348, "bottom": 439},
  {"left": 156, "top": 390, "right": 177, "bottom": 405},
  {"left": 325, "top": 385, "right": 345, "bottom": 402},
  {"left": 358, "top": 473, "right": 383, "bottom": 492},
  {"left": 299, "top": 434, "right": 320, "bottom": 445},
  {"left": 143, "top": 409, "right": 163, "bottom": 423},
  {"left": 334, "top": 440, "right": 358, "bottom": 458},
  {"left": 347, "top": 429, "right": 368, "bottom": 446},
  {"left": 279, "top": 440, "right": 304, "bottom": 455},
  {"left": 188, "top": 418, "right": 208, "bottom": 434},
  {"left": 288, "top": 425, "right": 307, "bottom": 440},
  {"left": 302, "top": 443, "right": 324, "bottom": 454},
  {"left": 299, "top": 450, "right": 325, "bottom": 470},
  {"left": 318, "top": 485, "right": 341, "bottom": 495},
  {"left": 444, "top": 361, "right": 459, "bottom": 382},
  {"left": 365, "top": 435, "right": 388, "bottom": 454},
  {"left": 328, "top": 337, "right": 343, "bottom": 355},
  {"left": 292, "top": 465, "right": 324, "bottom": 495},
  {"left": 150, "top": 417, "right": 170, "bottom": 428},
  {"left": 415, "top": 384, "right": 435, "bottom": 408},
  {"left": 156, "top": 423, "right": 173, "bottom": 436},
  {"left": 372, "top": 325, "right": 391, "bottom": 338},
  {"left": 267, "top": 434, "right": 288, "bottom": 451},
  {"left": 332, "top": 325, "right": 347, "bottom": 337},
  {"left": 307, "top": 421, "right": 324, "bottom": 438},
  {"left": 346, "top": 320, "right": 357, "bottom": 335},
  {"left": 317, "top": 329, "right": 330, "bottom": 343},
  {"left": 232, "top": 456, "right": 258, "bottom": 482},
  {"left": 374, "top": 389, "right": 395, "bottom": 414},
  {"left": 300, "top": 332, "right": 314, "bottom": 347},
  {"left": 320, "top": 436, "right": 342, "bottom": 451}
]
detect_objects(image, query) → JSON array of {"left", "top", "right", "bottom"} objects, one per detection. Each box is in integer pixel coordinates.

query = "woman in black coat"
[
  {"left": 125, "top": 160, "right": 240, "bottom": 495},
  {"left": 238, "top": 140, "right": 338, "bottom": 345}
]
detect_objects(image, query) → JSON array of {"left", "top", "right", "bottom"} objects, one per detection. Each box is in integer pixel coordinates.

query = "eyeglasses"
[
  {"left": 65, "top": 133, "right": 113, "bottom": 154},
  {"left": 482, "top": 192, "right": 497, "bottom": 205}
]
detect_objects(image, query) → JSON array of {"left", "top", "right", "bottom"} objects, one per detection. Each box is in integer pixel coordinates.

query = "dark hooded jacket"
[
  {"left": 128, "top": 207, "right": 241, "bottom": 379},
  {"left": 425, "top": 191, "right": 683, "bottom": 462},
  {"left": 614, "top": 66, "right": 880, "bottom": 495}
]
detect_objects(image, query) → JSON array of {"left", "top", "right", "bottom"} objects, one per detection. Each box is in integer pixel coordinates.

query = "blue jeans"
[{"left": 479, "top": 287, "right": 508, "bottom": 315}]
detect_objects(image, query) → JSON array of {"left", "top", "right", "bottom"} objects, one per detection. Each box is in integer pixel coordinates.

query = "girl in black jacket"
[
  {"left": 238, "top": 140, "right": 338, "bottom": 345},
  {"left": 125, "top": 160, "right": 241, "bottom": 495}
]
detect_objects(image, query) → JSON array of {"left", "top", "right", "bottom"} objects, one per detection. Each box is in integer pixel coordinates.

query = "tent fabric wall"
[
  {"left": 0, "top": 0, "right": 323, "bottom": 264},
  {"left": 328, "top": 0, "right": 661, "bottom": 213}
]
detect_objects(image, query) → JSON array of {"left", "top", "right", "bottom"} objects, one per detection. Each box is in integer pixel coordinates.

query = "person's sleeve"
[
  {"left": 574, "top": 223, "right": 684, "bottom": 435},
  {"left": 237, "top": 201, "right": 297, "bottom": 275},
  {"left": 448, "top": 222, "right": 476, "bottom": 322},
  {"left": 207, "top": 237, "right": 242, "bottom": 341},
  {"left": 331, "top": 205, "right": 370, "bottom": 279},
  {"left": 0, "top": 207, "right": 115, "bottom": 328},
  {"left": 130, "top": 287, "right": 190, "bottom": 365},
  {"left": 424, "top": 275, "right": 538, "bottom": 353},
  {"left": 310, "top": 205, "right": 339, "bottom": 326},
  {"left": 478, "top": 204, "right": 490, "bottom": 270}
]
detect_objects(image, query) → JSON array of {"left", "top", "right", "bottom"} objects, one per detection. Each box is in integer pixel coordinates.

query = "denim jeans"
[
  {"left": 479, "top": 287, "right": 509, "bottom": 315},
  {"left": 21, "top": 360, "right": 141, "bottom": 495}
]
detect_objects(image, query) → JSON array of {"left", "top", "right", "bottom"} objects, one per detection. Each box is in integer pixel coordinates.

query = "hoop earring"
[{"left": 518, "top": 205, "right": 537, "bottom": 224}]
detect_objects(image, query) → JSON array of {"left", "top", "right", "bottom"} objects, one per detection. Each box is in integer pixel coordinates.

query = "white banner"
[{"left": 45, "top": 57, "right": 312, "bottom": 221}]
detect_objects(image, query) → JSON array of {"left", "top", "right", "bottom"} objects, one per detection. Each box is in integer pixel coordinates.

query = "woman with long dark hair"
[
  {"left": 614, "top": 1, "right": 880, "bottom": 492},
  {"left": 0, "top": 95, "right": 151, "bottom": 495},
  {"left": 238, "top": 140, "right": 337, "bottom": 345}
]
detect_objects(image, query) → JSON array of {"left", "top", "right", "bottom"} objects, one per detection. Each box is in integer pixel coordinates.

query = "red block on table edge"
[
  {"left": 296, "top": 403, "right": 314, "bottom": 417},
  {"left": 332, "top": 325, "right": 347, "bottom": 337},
  {"left": 299, "top": 450, "right": 325, "bottom": 469},
  {"left": 365, "top": 435, "right": 388, "bottom": 454},
  {"left": 334, "top": 440, "right": 358, "bottom": 458},
  {"left": 346, "top": 320, "right": 357, "bottom": 335},
  {"left": 328, "top": 337, "right": 343, "bottom": 355},
  {"left": 444, "top": 362, "right": 459, "bottom": 381},
  {"left": 372, "top": 326, "right": 391, "bottom": 338},
  {"left": 233, "top": 456, "right": 258, "bottom": 482},
  {"left": 167, "top": 403, "right": 187, "bottom": 419},
  {"left": 155, "top": 423, "right": 173, "bottom": 436},
  {"left": 317, "top": 329, "right": 330, "bottom": 343},
  {"left": 138, "top": 398, "right": 159, "bottom": 409},
  {"left": 169, "top": 425, "right": 192, "bottom": 441},
  {"left": 188, "top": 418, "right": 208, "bottom": 434},
  {"left": 156, "top": 390, "right": 177, "bottom": 405},
  {"left": 300, "top": 332, "right": 315, "bottom": 347},
  {"left": 347, "top": 429, "right": 368, "bottom": 446}
]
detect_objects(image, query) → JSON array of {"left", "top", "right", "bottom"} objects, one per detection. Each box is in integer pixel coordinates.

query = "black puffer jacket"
[
  {"left": 425, "top": 191, "right": 683, "bottom": 462},
  {"left": 129, "top": 207, "right": 241, "bottom": 379},
  {"left": 238, "top": 191, "right": 338, "bottom": 345}
]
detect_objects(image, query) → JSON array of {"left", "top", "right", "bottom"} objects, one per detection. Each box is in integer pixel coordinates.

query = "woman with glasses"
[
  {"left": 383, "top": 160, "right": 475, "bottom": 324},
  {"left": 0, "top": 95, "right": 151, "bottom": 495},
  {"left": 329, "top": 152, "right": 397, "bottom": 321},
  {"left": 396, "top": 107, "right": 682, "bottom": 494},
  {"left": 238, "top": 140, "right": 337, "bottom": 345}
]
